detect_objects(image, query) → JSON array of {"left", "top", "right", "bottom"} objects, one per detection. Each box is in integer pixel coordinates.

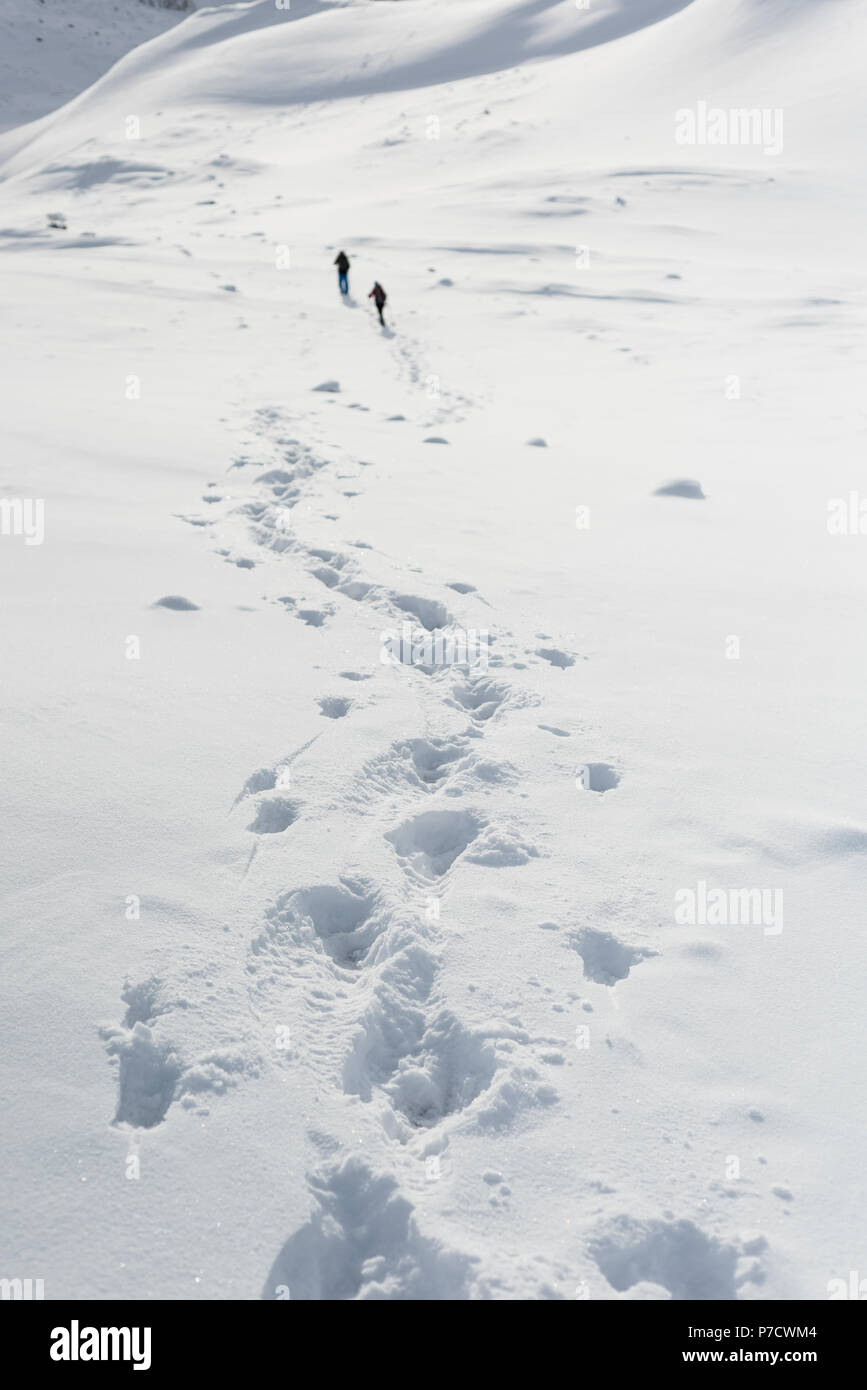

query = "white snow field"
[
  {"left": 1, "top": 0, "right": 866, "bottom": 1300},
  {"left": 0, "top": 1, "right": 202, "bottom": 134}
]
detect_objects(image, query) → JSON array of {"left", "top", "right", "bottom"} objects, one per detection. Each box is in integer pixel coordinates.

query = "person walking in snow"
[
  {"left": 334, "top": 250, "right": 350, "bottom": 296},
  {"left": 369, "top": 281, "right": 387, "bottom": 326}
]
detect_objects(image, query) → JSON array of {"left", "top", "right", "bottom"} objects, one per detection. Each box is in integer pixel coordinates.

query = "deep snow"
[{"left": 1, "top": 0, "right": 866, "bottom": 1300}]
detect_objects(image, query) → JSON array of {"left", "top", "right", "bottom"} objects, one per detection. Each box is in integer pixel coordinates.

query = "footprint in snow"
[
  {"left": 360, "top": 737, "right": 468, "bottom": 798},
  {"left": 383, "top": 1012, "right": 499, "bottom": 1128},
  {"left": 311, "top": 565, "right": 341, "bottom": 589},
  {"left": 536, "top": 647, "right": 576, "bottom": 669},
  {"left": 575, "top": 763, "right": 620, "bottom": 792},
  {"left": 568, "top": 928, "right": 655, "bottom": 985},
  {"left": 101, "top": 1021, "right": 180, "bottom": 1129},
  {"left": 339, "top": 580, "right": 372, "bottom": 601},
  {"left": 386, "top": 808, "right": 482, "bottom": 880},
  {"left": 527, "top": 438, "right": 547, "bottom": 448},
  {"left": 386, "top": 808, "right": 537, "bottom": 881},
  {"left": 312, "top": 380, "right": 341, "bottom": 393},
  {"left": 423, "top": 436, "right": 450, "bottom": 445},
  {"left": 263, "top": 881, "right": 383, "bottom": 973},
  {"left": 261, "top": 1156, "right": 480, "bottom": 1300},
  {"left": 319, "top": 697, "right": 352, "bottom": 719},
  {"left": 247, "top": 797, "right": 300, "bottom": 834},
  {"left": 100, "top": 978, "right": 253, "bottom": 1129},
  {"left": 391, "top": 593, "right": 451, "bottom": 631},
  {"left": 255, "top": 468, "right": 294, "bottom": 489},
  {"left": 588, "top": 1216, "right": 754, "bottom": 1301},
  {"left": 448, "top": 675, "right": 515, "bottom": 723},
  {"left": 233, "top": 738, "right": 318, "bottom": 809},
  {"left": 234, "top": 766, "right": 283, "bottom": 805},
  {"left": 305, "top": 547, "right": 345, "bottom": 566}
]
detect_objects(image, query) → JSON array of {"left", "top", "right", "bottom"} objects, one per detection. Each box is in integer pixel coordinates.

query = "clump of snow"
[
  {"left": 153, "top": 594, "right": 200, "bottom": 610},
  {"left": 654, "top": 479, "right": 706, "bottom": 499}
]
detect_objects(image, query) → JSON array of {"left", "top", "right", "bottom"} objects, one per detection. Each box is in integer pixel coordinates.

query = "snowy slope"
[
  {"left": 1, "top": 0, "right": 866, "bottom": 1300},
  {"left": 0, "top": 0, "right": 205, "bottom": 134}
]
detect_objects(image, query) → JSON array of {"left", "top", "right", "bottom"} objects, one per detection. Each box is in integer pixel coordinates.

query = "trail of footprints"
[
  {"left": 240, "top": 671, "right": 550, "bottom": 1151},
  {"left": 224, "top": 409, "right": 644, "bottom": 1296},
  {"left": 103, "top": 400, "right": 704, "bottom": 1300}
]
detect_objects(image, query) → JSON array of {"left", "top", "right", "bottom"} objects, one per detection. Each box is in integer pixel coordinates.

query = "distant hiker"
[
  {"left": 369, "top": 281, "right": 387, "bottom": 325},
  {"left": 334, "top": 250, "right": 350, "bottom": 295}
]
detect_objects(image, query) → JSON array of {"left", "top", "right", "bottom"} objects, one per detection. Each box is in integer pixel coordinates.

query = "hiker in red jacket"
[{"left": 368, "top": 281, "right": 387, "bottom": 325}]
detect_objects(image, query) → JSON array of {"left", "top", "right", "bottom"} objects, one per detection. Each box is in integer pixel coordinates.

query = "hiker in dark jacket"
[
  {"left": 369, "top": 281, "right": 387, "bottom": 325},
  {"left": 334, "top": 250, "right": 350, "bottom": 295}
]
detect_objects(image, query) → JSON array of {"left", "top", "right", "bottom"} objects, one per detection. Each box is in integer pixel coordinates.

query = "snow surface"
[
  {"left": 1, "top": 0, "right": 866, "bottom": 1300},
  {"left": 0, "top": 1, "right": 204, "bottom": 134}
]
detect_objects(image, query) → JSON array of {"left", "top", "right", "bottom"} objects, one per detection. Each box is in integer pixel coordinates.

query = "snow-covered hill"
[
  {"left": 1, "top": 0, "right": 866, "bottom": 1300},
  {"left": 0, "top": 1, "right": 202, "bottom": 133}
]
